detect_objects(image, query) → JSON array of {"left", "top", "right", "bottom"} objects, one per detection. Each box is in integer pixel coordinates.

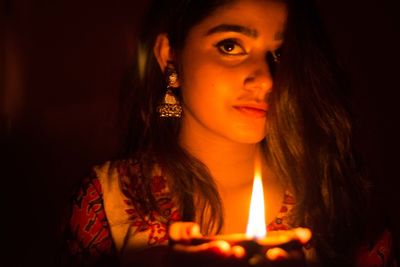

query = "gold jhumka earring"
[{"left": 157, "top": 64, "right": 183, "bottom": 118}]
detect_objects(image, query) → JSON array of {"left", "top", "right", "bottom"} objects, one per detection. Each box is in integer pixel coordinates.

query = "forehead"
[{"left": 192, "top": 0, "right": 287, "bottom": 35}]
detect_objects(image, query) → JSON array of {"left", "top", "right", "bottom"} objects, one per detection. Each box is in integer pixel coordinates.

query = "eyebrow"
[
  {"left": 206, "top": 24, "right": 259, "bottom": 38},
  {"left": 206, "top": 23, "right": 284, "bottom": 41}
]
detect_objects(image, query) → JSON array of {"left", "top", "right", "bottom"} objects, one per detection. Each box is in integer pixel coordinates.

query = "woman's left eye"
[
  {"left": 271, "top": 48, "right": 282, "bottom": 63},
  {"left": 215, "top": 39, "right": 247, "bottom": 55}
]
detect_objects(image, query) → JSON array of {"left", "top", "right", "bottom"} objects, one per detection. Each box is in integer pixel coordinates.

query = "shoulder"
[
  {"left": 93, "top": 158, "right": 141, "bottom": 184},
  {"left": 66, "top": 163, "right": 117, "bottom": 262},
  {"left": 90, "top": 158, "right": 146, "bottom": 223},
  {"left": 91, "top": 158, "right": 156, "bottom": 196},
  {"left": 67, "top": 158, "right": 145, "bottom": 233},
  {"left": 92, "top": 158, "right": 167, "bottom": 197},
  {"left": 65, "top": 158, "right": 171, "bottom": 263},
  {"left": 92, "top": 158, "right": 180, "bottom": 252}
]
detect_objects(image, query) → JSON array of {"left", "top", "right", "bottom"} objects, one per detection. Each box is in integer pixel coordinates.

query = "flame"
[{"left": 246, "top": 156, "right": 266, "bottom": 239}]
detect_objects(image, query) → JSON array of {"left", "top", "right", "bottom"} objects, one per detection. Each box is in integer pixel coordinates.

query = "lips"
[{"left": 233, "top": 104, "right": 268, "bottom": 118}]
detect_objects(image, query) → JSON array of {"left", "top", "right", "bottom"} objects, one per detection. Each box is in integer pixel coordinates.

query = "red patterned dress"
[{"left": 65, "top": 159, "right": 397, "bottom": 266}]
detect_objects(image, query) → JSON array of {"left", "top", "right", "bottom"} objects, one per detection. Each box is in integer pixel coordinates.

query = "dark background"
[{"left": 1, "top": 0, "right": 399, "bottom": 266}]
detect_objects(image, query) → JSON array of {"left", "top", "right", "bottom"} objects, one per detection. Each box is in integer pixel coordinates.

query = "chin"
[
  {"left": 229, "top": 132, "right": 266, "bottom": 144},
  {"left": 229, "top": 125, "right": 266, "bottom": 144},
  {"left": 226, "top": 119, "right": 266, "bottom": 141}
]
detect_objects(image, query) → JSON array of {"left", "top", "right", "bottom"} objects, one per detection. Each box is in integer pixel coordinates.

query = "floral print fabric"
[{"left": 65, "top": 160, "right": 397, "bottom": 266}]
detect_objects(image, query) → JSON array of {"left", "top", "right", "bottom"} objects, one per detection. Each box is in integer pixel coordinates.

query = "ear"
[{"left": 153, "top": 33, "right": 175, "bottom": 73}]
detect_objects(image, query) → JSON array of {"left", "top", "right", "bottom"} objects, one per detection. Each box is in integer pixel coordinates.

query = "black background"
[{"left": 1, "top": 0, "right": 399, "bottom": 266}]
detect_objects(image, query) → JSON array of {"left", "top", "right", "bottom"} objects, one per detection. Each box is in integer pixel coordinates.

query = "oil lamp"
[
  {"left": 230, "top": 158, "right": 303, "bottom": 264},
  {"left": 184, "top": 158, "right": 305, "bottom": 265}
]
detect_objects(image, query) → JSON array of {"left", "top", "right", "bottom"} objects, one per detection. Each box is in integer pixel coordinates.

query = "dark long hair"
[
  {"left": 267, "top": 0, "right": 369, "bottom": 265},
  {"left": 120, "top": 0, "right": 369, "bottom": 265}
]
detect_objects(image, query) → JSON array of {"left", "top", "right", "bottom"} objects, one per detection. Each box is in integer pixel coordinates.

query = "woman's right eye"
[{"left": 214, "top": 39, "right": 247, "bottom": 56}]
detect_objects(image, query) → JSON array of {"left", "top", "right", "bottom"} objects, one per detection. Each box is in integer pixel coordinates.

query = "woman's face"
[{"left": 179, "top": 0, "right": 287, "bottom": 144}]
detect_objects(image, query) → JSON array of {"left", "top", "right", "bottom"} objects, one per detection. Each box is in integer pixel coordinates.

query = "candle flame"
[{"left": 246, "top": 156, "right": 266, "bottom": 239}]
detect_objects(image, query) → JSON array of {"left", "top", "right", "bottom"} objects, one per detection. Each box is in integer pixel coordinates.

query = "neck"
[{"left": 179, "top": 124, "right": 262, "bottom": 189}]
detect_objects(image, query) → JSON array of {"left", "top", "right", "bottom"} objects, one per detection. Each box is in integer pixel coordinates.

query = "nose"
[{"left": 243, "top": 56, "right": 274, "bottom": 99}]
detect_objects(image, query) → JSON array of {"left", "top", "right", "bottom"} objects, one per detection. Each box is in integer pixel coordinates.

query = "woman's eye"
[
  {"left": 271, "top": 48, "right": 282, "bottom": 63},
  {"left": 215, "top": 39, "right": 246, "bottom": 55},
  {"left": 266, "top": 48, "right": 283, "bottom": 78}
]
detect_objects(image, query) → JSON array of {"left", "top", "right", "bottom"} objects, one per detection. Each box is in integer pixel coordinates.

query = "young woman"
[{"left": 63, "top": 0, "right": 396, "bottom": 266}]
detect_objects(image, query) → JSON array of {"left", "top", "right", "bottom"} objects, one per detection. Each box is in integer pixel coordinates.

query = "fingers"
[
  {"left": 293, "top": 227, "right": 312, "bottom": 244},
  {"left": 168, "top": 239, "right": 247, "bottom": 267},
  {"left": 169, "top": 222, "right": 248, "bottom": 259},
  {"left": 169, "top": 222, "right": 202, "bottom": 242},
  {"left": 257, "top": 227, "right": 312, "bottom": 246},
  {"left": 168, "top": 222, "right": 310, "bottom": 267},
  {"left": 264, "top": 247, "right": 306, "bottom": 267},
  {"left": 265, "top": 247, "right": 289, "bottom": 261},
  {"left": 174, "top": 240, "right": 230, "bottom": 254},
  {"left": 173, "top": 239, "right": 246, "bottom": 259},
  {"left": 231, "top": 245, "right": 246, "bottom": 258}
]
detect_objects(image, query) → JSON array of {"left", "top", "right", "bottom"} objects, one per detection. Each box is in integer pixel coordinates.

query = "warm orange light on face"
[{"left": 246, "top": 156, "right": 266, "bottom": 239}]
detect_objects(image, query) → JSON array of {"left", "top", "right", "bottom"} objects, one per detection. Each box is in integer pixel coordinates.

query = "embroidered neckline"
[
  {"left": 119, "top": 159, "right": 295, "bottom": 246},
  {"left": 267, "top": 190, "right": 295, "bottom": 231}
]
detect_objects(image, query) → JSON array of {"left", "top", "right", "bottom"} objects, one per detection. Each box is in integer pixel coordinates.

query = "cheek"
[
  {"left": 180, "top": 58, "right": 225, "bottom": 102},
  {"left": 182, "top": 60, "right": 238, "bottom": 91}
]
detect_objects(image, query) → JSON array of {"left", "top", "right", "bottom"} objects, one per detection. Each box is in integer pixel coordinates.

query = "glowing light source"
[{"left": 246, "top": 156, "right": 266, "bottom": 239}]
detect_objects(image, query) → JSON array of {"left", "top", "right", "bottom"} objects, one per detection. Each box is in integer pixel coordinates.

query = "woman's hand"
[
  {"left": 167, "top": 222, "right": 312, "bottom": 267},
  {"left": 169, "top": 222, "right": 246, "bottom": 258},
  {"left": 167, "top": 222, "right": 246, "bottom": 267}
]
